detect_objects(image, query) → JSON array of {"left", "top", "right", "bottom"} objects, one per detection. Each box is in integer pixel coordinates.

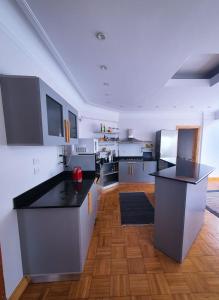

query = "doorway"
[
  {"left": 0, "top": 247, "right": 6, "bottom": 300},
  {"left": 176, "top": 126, "right": 201, "bottom": 163}
]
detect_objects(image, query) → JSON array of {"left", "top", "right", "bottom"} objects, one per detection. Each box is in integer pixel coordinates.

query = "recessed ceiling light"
[
  {"left": 100, "top": 65, "right": 107, "bottom": 70},
  {"left": 96, "top": 32, "right": 106, "bottom": 40},
  {"left": 103, "top": 82, "right": 109, "bottom": 86}
]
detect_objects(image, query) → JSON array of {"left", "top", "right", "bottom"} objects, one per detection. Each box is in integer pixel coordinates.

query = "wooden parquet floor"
[{"left": 21, "top": 183, "right": 219, "bottom": 300}]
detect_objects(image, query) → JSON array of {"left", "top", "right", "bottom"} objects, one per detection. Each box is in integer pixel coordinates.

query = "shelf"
[
  {"left": 98, "top": 141, "right": 119, "bottom": 144},
  {"left": 103, "top": 180, "right": 118, "bottom": 187},
  {"left": 102, "top": 161, "right": 118, "bottom": 165},
  {"left": 103, "top": 171, "right": 118, "bottom": 176},
  {"left": 94, "top": 132, "right": 119, "bottom": 134}
]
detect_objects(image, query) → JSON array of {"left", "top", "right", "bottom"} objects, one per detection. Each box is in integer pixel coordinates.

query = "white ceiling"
[{"left": 17, "top": 0, "right": 219, "bottom": 111}]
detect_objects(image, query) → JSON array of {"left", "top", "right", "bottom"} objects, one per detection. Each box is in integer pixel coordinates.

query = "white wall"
[
  {"left": 0, "top": 0, "right": 117, "bottom": 297},
  {"left": 78, "top": 106, "right": 119, "bottom": 138},
  {"left": 201, "top": 113, "right": 219, "bottom": 177},
  {"left": 119, "top": 111, "right": 202, "bottom": 143}
]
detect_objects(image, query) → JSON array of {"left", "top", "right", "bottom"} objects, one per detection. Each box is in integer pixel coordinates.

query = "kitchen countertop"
[
  {"left": 119, "top": 156, "right": 156, "bottom": 162},
  {"left": 151, "top": 158, "right": 214, "bottom": 184},
  {"left": 160, "top": 157, "right": 176, "bottom": 165},
  {"left": 13, "top": 171, "right": 96, "bottom": 209}
]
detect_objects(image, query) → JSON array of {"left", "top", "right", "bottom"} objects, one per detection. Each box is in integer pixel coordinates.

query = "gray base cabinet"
[
  {"left": 154, "top": 176, "right": 208, "bottom": 262},
  {"left": 17, "top": 182, "right": 99, "bottom": 280},
  {"left": 119, "top": 161, "right": 156, "bottom": 183},
  {"left": 1, "top": 75, "right": 78, "bottom": 145}
]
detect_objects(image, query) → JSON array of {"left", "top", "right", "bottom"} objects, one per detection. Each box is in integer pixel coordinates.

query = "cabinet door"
[
  {"left": 119, "top": 162, "right": 133, "bottom": 182},
  {"left": 142, "top": 161, "right": 157, "bottom": 183},
  {"left": 79, "top": 196, "right": 90, "bottom": 270},
  {"left": 62, "top": 102, "right": 78, "bottom": 144},
  {"left": 66, "top": 104, "right": 78, "bottom": 143},
  {"left": 89, "top": 182, "right": 99, "bottom": 225},
  {"left": 39, "top": 80, "right": 67, "bottom": 145},
  {"left": 131, "top": 162, "right": 142, "bottom": 182},
  {"left": 46, "top": 95, "right": 64, "bottom": 137}
]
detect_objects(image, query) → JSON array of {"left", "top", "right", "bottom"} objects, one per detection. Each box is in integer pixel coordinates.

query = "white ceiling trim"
[{"left": 15, "top": 0, "right": 91, "bottom": 105}]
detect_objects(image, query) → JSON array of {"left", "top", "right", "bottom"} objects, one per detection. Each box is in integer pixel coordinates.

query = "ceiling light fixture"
[
  {"left": 103, "top": 82, "right": 109, "bottom": 86},
  {"left": 100, "top": 65, "right": 107, "bottom": 71},
  {"left": 96, "top": 32, "right": 106, "bottom": 40}
]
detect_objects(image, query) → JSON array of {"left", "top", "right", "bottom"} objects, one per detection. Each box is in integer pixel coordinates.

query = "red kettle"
[{"left": 72, "top": 167, "right": 83, "bottom": 182}]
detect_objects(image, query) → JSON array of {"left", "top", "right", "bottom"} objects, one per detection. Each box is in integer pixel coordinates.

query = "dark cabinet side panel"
[{"left": 1, "top": 76, "right": 43, "bottom": 145}]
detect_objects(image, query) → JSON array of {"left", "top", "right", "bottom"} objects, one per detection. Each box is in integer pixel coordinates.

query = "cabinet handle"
[
  {"left": 88, "top": 192, "right": 92, "bottom": 214},
  {"left": 64, "top": 120, "right": 68, "bottom": 142},
  {"left": 68, "top": 120, "right": 71, "bottom": 142}
]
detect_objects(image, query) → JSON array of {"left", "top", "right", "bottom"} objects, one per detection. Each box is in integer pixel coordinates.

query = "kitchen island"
[
  {"left": 14, "top": 171, "right": 100, "bottom": 282},
  {"left": 151, "top": 158, "right": 214, "bottom": 262}
]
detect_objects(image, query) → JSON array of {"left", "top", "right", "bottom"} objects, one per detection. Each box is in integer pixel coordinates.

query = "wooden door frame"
[
  {"left": 0, "top": 246, "right": 6, "bottom": 300},
  {"left": 176, "top": 125, "right": 201, "bottom": 163}
]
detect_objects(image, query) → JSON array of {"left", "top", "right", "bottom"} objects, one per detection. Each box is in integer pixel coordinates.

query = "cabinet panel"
[
  {"left": 119, "top": 161, "right": 157, "bottom": 183},
  {"left": 1, "top": 75, "right": 78, "bottom": 145},
  {"left": 65, "top": 103, "right": 78, "bottom": 143},
  {"left": 68, "top": 111, "right": 77, "bottom": 138},
  {"left": 39, "top": 79, "right": 67, "bottom": 145},
  {"left": 46, "top": 95, "right": 64, "bottom": 137},
  {"left": 1, "top": 76, "right": 43, "bottom": 145},
  {"left": 79, "top": 182, "right": 98, "bottom": 271},
  {"left": 119, "top": 162, "right": 133, "bottom": 182},
  {"left": 142, "top": 161, "right": 157, "bottom": 183}
]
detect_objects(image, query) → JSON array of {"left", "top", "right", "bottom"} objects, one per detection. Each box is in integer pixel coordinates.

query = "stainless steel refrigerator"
[{"left": 155, "top": 130, "right": 178, "bottom": 161}]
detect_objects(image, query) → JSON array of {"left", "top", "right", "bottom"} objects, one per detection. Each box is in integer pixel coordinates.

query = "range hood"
[{"left": 120, "top": 129, "right": 143, "bottom": 143}]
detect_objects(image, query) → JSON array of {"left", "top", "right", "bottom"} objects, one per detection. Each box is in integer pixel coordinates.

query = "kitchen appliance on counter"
[
  {"left": 75, "top": 138, "right": 98, "bottom": 154},
  {"left": 72, "top": 167, "right": 83, "bottom": 182}
]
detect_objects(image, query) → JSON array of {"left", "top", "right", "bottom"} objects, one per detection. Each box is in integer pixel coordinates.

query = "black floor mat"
[
  {"left": 119, "top": 192, "right": 154, "bottom": 225},
  {"left": 206, "top": 190, "right": 219, "bottom": 218}
]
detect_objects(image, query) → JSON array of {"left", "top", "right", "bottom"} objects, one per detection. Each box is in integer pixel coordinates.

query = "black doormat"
[
  {"left": 119, "top": 192, "right": 154, "bottom": 225},
  {"left": 206, "top": 190, "right": 219, "bottom": 218}
]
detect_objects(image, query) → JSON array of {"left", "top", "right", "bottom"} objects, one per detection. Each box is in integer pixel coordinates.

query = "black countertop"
[
  {"left": 151, "top": 158, "right": 214, "bottom": 184},
  {"left": 119, "top": 156, "right": 156, "bottom": 162},
  {"left": 14, "top": 171, "right": 96, "bottom": 209}
]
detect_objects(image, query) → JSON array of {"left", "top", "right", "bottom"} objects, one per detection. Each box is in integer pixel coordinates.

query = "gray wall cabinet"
[
  {"left": 119, "top": 161, "right": 156, "bottom": 183},
  {"left": 17, "top": 181, "right": 100, "bottom": 281},
  {"left": 1, "top": 75, "right": 78, "bottom": 145}
]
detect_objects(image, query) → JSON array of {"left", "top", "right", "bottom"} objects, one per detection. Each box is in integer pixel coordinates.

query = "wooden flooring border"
[{"left": 9, "top": 276, "right": 30, "bottom": 300}]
